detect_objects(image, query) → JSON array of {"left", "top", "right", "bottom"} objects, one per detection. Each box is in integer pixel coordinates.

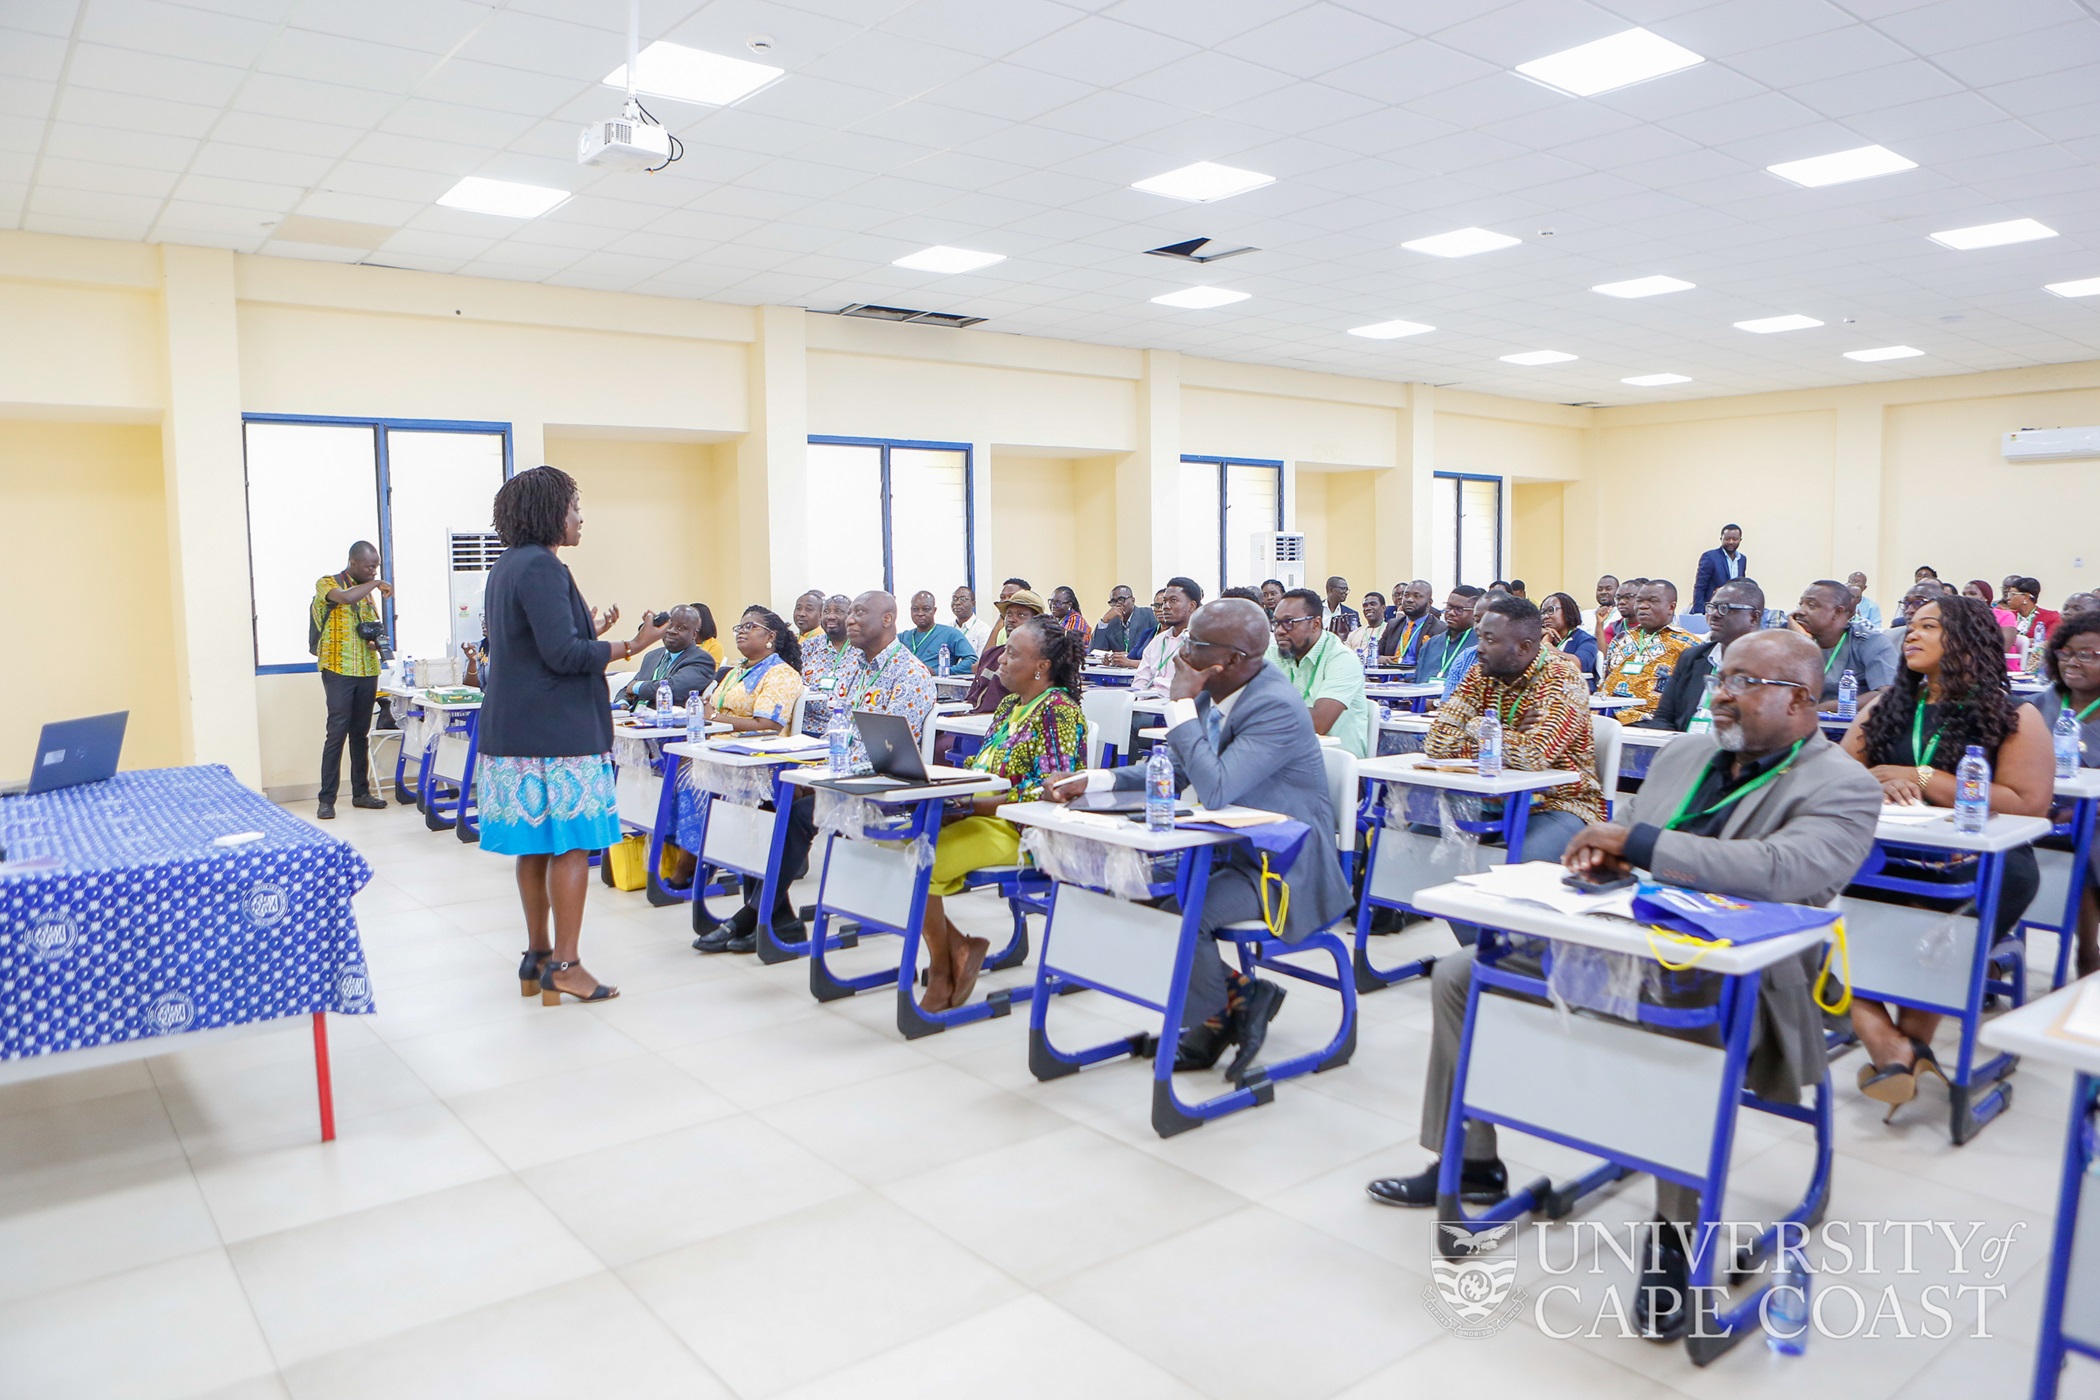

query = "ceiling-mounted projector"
[{"left": 578, "top": 102, "right": 672, "bottom": 171}]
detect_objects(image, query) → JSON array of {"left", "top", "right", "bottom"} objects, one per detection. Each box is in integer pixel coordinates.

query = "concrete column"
[
  {"left": 159, "top": 244, "right": 262, "bottom": 786},
  {"left": 1117, "top": 348, "right": 1181, "bottom": 588},
  {"left": 968, "top": 436, "right": 993, "bottom": 597},
  {"left": 1831, "top": 398, "right": 1884, "bottom": 585},
  {"left": 1374, "top": 383, "right": 1436, "bottom": 587},
  {"left": 740, "top": 305, "right": 807, "bottom": 613}
]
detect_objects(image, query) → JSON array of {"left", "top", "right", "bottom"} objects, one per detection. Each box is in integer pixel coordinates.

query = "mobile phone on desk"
[{"left": 1562, "top": 870, "right": 1638, "bottom": 894}]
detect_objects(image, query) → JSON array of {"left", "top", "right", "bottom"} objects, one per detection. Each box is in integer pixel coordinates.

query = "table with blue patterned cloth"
[{"left": 0, "top": 765, "right": 375, "bottom": 1138}]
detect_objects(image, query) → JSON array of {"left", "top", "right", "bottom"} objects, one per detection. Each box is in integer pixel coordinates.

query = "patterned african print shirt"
[
  {"left": 967, "top": 689, "right": 1087, "bottom": 803},
  {"left": 709, "top": 653, "right": 803, "bottom": 730},
  {"left": 802, "top": 640, "right": 938, "bottom": 767},
  {"left": 313, "top": 574, "right": 381, "bottom": 678},
  {"left": 1427, "top": 650, "right": 1605, "bottom": 823},
  {"left": 801, "top": 633, "right": 854, "bottom": 690},
  {"left": 1598, "top": 625, "right": 1696, "bottom": 725}
]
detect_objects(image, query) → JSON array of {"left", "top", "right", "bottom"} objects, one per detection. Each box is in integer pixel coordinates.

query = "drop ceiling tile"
[
  {"left": 1659, "top": 0, "right": 1854, "bottom": 57},
  {"left": 737, "top": 75, "right": 901, "bottom": 128},
  {"left": 925, "top": 62, "right": 1096, "bottom": 122},
  {"left": 290, "top": 188, "right": 423, "bottom": 224},
  {"left": 259, "top": 28, "right": 438, "bottom": 95},
  {"left": 0, "top": 116, "right": 40, "bottom": 155},
  {"left": 1004, "top": 14, "right": 1198, "bottom": 86},
  {"left": 1030, "top": 86, "right": 1189, "bottom": 141},
  {"left": 66, "top": 43, "right": 249, "bottom": 105},
  {"left": 36, "top": 153, "right": 178, "bottom": 196},
  {"left": 82, "top": 0, "right": 279, "bottom": 66},
  {"left": 1213, "top": 3, "right": 1412, "bottom": 78},
  {"left": 1116, "top": 49, "right": 1300, "bottom": 111},
  {"left": 796, "top": 28, "right": 986, "bottom": 96},
  {"left": 1935, "top": 20, "right": 2100, "bottom": 88},
  {"left": 346, "top": 129, "right": 489, "bottom": 175},
  {"left": 411, "top": 56, "right": 585, "bottom": 116},
  {"left": 27, "top": 182, "right": 163, "bottom": 218},
  {"left": 1870, "top": 0, "right": 2083, "bottom": 54},
  {"left": 691, "top": 107, "right": 840, "bottom": 158},
  {"left": 0, "top": 1, "right": 79, "bottom": 39},
  {"left": 0, "top": 76, "right": 55, "bottom": 120},
  {"left": 1848, "top": 90, "right": 2018, "bottom": 143},
  {"left": 0, "top": 28, "right": 66, "bottom": 82},
  {"left": 0, "top": 149, "right": 35, "bottom": 183},
  {"left": 455, "top": 12, "right": 626, "bottom": 81},
  {"left": 379, "top": 99, "right": 542, "bottom": 151},
  {"left": 41, "top": 121, "right": 198, "bottom": 171},
  {"left": 845, "top": 98, "right": 1011, "bottom": 148},
  {"left": 1321, "top": 39, "right": 1499, "bottom": 103},
  {"left": 173, "top": 170, "right": 311, "bottom": 212},
  {"left": 1301, "top": 104, "right": 1461, "bottom": 157},
  {"left": 876, "top": 0, "right": 1087, "bottom": 59},
  {"left": 232, "top": 73, "right": 399, "bottom": 127}
]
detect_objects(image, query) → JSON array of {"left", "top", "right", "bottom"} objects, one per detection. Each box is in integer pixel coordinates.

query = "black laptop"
[
  {"left": 0, "top": 712, "right": 127, "bottom": 798},
  {"left": 810, "top": 712, "right": 980, "bottom": 796}
]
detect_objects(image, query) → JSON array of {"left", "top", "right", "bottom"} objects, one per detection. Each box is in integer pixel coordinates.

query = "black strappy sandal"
[
  {"left": 539, "top": 959, "right": 619, "bottom": 1006},
  {"left": 518, "top": 949, "right": 551, "bottom": 998}
]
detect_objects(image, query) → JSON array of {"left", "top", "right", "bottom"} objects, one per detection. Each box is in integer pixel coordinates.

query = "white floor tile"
[
  {"left": 754, "top": 1061, "right": 1069, "bottom": 1185},
  {"left": 446, "top": 1051, "right": 736, "bottom": 1170},
  {"left": 0, "top": 1156, "right": 223, "bottom": 1305}
]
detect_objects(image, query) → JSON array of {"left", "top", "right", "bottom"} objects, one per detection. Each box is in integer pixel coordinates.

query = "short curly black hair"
[{"left": 492, "top": 465, "right": 577, "bottom": 548}]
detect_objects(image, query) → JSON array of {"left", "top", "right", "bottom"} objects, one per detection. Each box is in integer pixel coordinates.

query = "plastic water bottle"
[
  {"left": 403, "top": 657, "right": 417, "bottom": 689},
  {"left": 1954, "top": 745, "right": 1991, "bottom": 835},
  {"left": 937, "top": 644, "right": 951, "bottom": 677},
  {"left": 686, "top": 690, "right": 703, "bottom": 743},
  {"left": 654, "top": 680, "right": 673, "bottom": 719},
  {"left": 1765, "top": 1260, "right": 1810, "bottom": 1355},
  {"left": 1837, "top": 669, "right": 1857, "bottom": 721},
  {"left": 827, "top": 693, "right": 852, "bottom": 776},
  {"left": 1145, "top": 746, "right": 1175, "bottom": 833},
  {"left": 1477, "top": 710, "right": 1503, "bottom": 777},
  {"left": 2056, "top": 708, "right": 2080, "bottom": 780}
]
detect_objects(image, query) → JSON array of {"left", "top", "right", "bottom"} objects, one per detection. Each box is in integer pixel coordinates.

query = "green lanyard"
[
  {"left": 1822, "top": 639, "right": 1845, "bottom": 677},
  {"left": 1438, "top": 628, "right": 1473, "bottom": 677},
  {"left": 1666, "top": 738, "right": 1807, "bottom": 831},
  {"left": 1911, "top": 702, "right": 1943, "bottom": 771},
  {"left": 990, "top": 688, "right": 1054, "bottom": 748},
  {"left": 2078, "top": 696, "right": 2100, "bottom": 724}
]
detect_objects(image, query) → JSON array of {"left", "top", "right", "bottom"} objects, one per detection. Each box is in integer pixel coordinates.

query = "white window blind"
[
  {"left": 1178, "top": 459, "right": 1222, "bottom": 600},
  {"left": 1222, "top": 464, "right": 1281, "bottom": 589},
  {"left": 385, "top": 429, "right": 504, "bottom": 662},
  {"left": 806, "top": 442, "right": 885, "bottom": 603},
  {"left": 243, "top": 421, "right": 380, "bottom": 670},
  {"left": 888, "top": 447, "right": 969, "bottom": 622},
  {"left": 1430, "top": 473, "right": 1502, "bottom": 598}
]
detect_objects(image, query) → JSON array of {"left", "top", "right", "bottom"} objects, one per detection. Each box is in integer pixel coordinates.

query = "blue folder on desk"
[{"left": 1631, "top": 884, "right": 1834, "bottom": 944}]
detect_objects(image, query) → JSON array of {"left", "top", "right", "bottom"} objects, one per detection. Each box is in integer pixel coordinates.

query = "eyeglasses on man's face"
[
  {"left": 1271, "top": 614, "right": 1320, "bottom": 633},
  {"left": 1715, "top": 674, "right": 1809, "bottom": 696},
  {"left": 1707, "top": 602, "right": 1758, "bottom": 617}
]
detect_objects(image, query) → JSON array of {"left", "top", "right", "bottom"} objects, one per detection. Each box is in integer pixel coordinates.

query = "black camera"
[{"left": 355, "top": 620, "right": 387, "bottom": 643}]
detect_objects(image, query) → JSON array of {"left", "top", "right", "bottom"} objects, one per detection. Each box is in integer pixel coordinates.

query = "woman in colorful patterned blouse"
[
  {"left": 919, "top": 615, "right": 1088, "bottom": 1013},
  {"left": 703, "top": 605, "right": 805, "bottom": 734}
]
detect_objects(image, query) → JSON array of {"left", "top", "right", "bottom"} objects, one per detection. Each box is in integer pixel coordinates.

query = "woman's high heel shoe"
[
  {"left": 1858, "top": 1052, "right": 1919, "bottom": 1122},
  {"left": 1909, "top": 1036, "right": 1948, "bottom": 1086},
  {"left": 539, "top": 959, "right": 619, "bottom": 1006},
  {"left": 519, "top": 949, "right": 551, "bottom": 997}
]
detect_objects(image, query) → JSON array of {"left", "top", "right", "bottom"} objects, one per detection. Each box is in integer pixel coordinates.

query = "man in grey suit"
[
  {"left": 1364, "top": 630, "right": 1882, "bottom": 1342},
  {"left": 613, "top": 604, "right": 717, "bottom": 710},
  {"left": 1054, "top": 598, "right": 1352, "bottom": 1084}
]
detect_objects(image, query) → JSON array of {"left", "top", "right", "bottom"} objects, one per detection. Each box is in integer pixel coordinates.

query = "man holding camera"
[{"left": 314, "top": 540, "right": 392, "bottom": 819}]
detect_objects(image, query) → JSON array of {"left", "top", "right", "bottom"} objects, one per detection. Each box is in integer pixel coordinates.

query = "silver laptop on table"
[{"left": 0, "top": 712, "right": 128, "bottom": 798}]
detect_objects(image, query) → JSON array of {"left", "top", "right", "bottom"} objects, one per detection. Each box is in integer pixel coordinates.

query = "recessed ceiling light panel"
[
  {"left": 892, "top": 246, "right": 1005, "bottom": 274},
  {"left": 1348, "top": 319, "right": 1435, "bottom": 339},
  {"left": 1843, "top": 345, "right": 1924, "bottom": 362},
  {"left": 1130, "top": 161, "right": 1273, "bottom": 203},
  {"left": 1734, "top": 314, "right": 1824, "bottom": 333},
  {"left": 436, "top": 176, "right": 571, "bottom": 218},
  {"left": 1402, "top": 227, "right": 1521, "bottom": 258},
  {"left": 1592, "top": 275, "right": 1694, "bottom": 298},
  {"left": 1766, "top": 144, "right": 1916, "bottom": 188},
  {"left": 605, "top": 41, "right": 783, "bottom": 106},
  {"left": 1500, "top": 350, "right": 1577, "bottom": 366},
  {"left": 1621, "top": 373, "right": 1691, "bottom": 386},
  {"left": 1151, "top": 286, "right": 1250, "bottom": 309},
  {"left": 1514, "top": 27, "right": 1704, "bottom": 97},
  {"left": 2046, "top": 276, "right": 2100, "bottom": 298},
  {"left": 1929, "top": 218, "right": 2058, "bottom": 250}
]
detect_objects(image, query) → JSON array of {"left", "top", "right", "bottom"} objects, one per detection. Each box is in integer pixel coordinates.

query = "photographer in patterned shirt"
[{"left": 312, "top": 540, "right": 391, "bottom": 820}]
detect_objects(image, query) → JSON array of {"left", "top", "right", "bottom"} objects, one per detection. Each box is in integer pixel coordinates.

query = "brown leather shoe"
[{"left": 950, "top": 936, "right": 991, "bottom": 1007}]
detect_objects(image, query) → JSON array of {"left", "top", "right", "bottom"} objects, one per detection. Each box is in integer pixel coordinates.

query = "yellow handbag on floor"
[{"left": 605, "top": 833, "right": 650, "bottom": 891}]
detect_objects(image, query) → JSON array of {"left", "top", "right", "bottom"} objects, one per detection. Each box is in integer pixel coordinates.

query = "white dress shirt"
[{"left": 1131, "top": 625, "right": 1188, "bottom": 695}]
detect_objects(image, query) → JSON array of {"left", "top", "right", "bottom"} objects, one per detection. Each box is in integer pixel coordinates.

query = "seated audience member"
[
  {"left": 899, "top": 589, "right": 978, "bottom": 675},
  {"left": 1346, "top": 592, "right": 1386, "bottom": 650},
  {"left": 614, "top": 603, "right": 718, "bottom": 709},
  {"left": 1842, "top": 594, "right": 2050, "bottom": 1109},
  {"left": 2065, "top": 591, "right": 2098, "bottom": 620},
  {"left": 704, "top": 607, "right": 804, "bottom": 734},
  {"left": 1051, "top": 599, "right": 1352, "bottom": 1082},
  {"left": 1592, "top": 574, "right": 1621, "bottom": 644},
  {"left": 952, "top": 585, "right": 991, "bottom": 655},
  {"left": 1539, "top": 591, "right": 1597, "bottom": 678},
  {"left": 965, "top": 589, "right": 1047, "bottom": 713},
  {"left": 1132, "top": 577, "right": 1201, "bottom": 695},
  {"left": 2005, "top": 576, "right": 2061, "bottom": 654},
  {"left": 1324, "top": 575, "right": 1360, "bottom": 639},
  {"left": 1791, "top": 579, "right": 1897, "bottom": 710},
  {"left": 800, "top": 593, "right": 854, "bottom": 697},
  {"left": 692, "top": 604, "right": 724, "bottom": 663},
  {"left": 1427, "top": 595, "right": 1604, "bottom": 865},
  {"left": 1268, "top": 587, "right": 1374, "bottom": 758},
  {"left": 1369, "top": 630, "right": 1882, "bottom": 1343},
  {"left": 793, "top": 588, "right": 824, "bottom": 643},
  {"left": 1219, "top": 585, "right": 1265, "bottom": 605},
  {"left": 1915, "top": 565, "right": 1941, "bottom": 584},
  {"left": 917, "top": 616, "right": 1088, "bottom": 1012},
  {"left": 1378, "top": 580, "right": 1445, "bottom": 667},
  {"left": 698, "top": 591, "right": 937, "bottom": 955},
  {"left": 1598, "top": 579, "right": 1695, "bottom": 724},
  {"left": 1506, "top": 580, "right": 1528, "bottom": 600},
  {"left": 1416, "top": 586, "right": 1483, "bottom": 692},
  {"left": 1848, "top": 572, "right": 1882, "bottom": 632},
  {"left": 1048, "top": 585, "right": 1090, "bottom": 638},
  {"left": 1890, "top": 581, "right": 1944, "bottom": 636},
  {"left": 2031, "top": 612, "right": 2100, "bottom": 975},
  {"left": 985, "top": 576, "right": 1032, "bottom": 650},
  {"left": 1641, "top": 578, "right": 1765, "bottom": 732},
  {"left": 1090, "top": 584, "right": 1155, "bottom": 659},
  {"left": 1259, "top": 579, "right": 1285, "bottom": 616},
  {"left": 1964, "top": 579, "right": 2017, "bottom": 645},
  {"left": 1601, "top": 577, "right": 1646, "bottom": 649}
]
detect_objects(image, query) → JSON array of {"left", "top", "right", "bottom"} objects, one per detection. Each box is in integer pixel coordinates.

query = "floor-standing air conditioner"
[
  {"left": 1250, "top": 531, "right": 1307, "bottom": 590},
  {"left": 448, "top": 531, "right": 503, "bottom": 652}
]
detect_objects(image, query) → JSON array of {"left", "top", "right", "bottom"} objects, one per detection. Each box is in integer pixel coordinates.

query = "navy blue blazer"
[
  {"left": 478, "top": 543, "right": 614, "bottom": 758},
  {"left": 1691, "top": 547, "right": 1748, "bottom": 613}
]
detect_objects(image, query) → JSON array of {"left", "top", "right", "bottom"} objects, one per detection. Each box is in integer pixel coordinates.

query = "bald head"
[
  {"left": 1711, "top": 630, "right": 1823, "bottom": 756},
  {"left": 848, "top": 589, "right": 899, "bottom": 658},
  {"left": 1180, "top": 598, "right": 1271, "bottom": 701}
]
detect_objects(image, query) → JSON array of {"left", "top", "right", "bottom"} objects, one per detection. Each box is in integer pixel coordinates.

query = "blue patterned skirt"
[{"left": 478, "top": 754, "right": 621, "bottom": 856}]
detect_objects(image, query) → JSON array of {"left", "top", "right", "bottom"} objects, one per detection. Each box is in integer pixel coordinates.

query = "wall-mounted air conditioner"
[
  {"left": 1250, "top": 531, "right": 1307, "bottom": 590},
  {"left": 2004, "top": 427, "right": 2100, "bottom": 463},
  {"left": 447, "top": 531, "right": 503, "bottom": 651}
]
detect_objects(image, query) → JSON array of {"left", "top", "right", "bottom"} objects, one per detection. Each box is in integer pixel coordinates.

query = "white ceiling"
[{"left": 6, "top": 0, "right": 2100, "bottom": 405}]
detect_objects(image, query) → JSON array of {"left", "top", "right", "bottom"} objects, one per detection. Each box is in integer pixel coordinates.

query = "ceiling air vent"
[
  {"left": 1145, "top": 237, "right": 1257, "bottom": 264},
  {"left": 834, "top": 303, "right": 986, "bottom": 329}
]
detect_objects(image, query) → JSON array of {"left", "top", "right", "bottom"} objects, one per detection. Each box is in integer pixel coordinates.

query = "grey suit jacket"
[
  {"left": 1627, "top": 730, "right": 1883, "bottom": 1095},
  {"left": 1111, "top": 662, "right": 1352, "bottom": 941},
  {"left": 616, "top": 644, "right": 717, "bottom": 710}
]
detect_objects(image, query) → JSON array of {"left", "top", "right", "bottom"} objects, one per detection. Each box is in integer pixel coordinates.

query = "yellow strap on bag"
[
  {"left": 1642, "top": 925, "right": 1730, "bottom": 971},
  {"left": 1813, "top": 916, "right": 1853, "bottom": 1015},
  {"left": 1257, "top": 853, "right": 1290, "bottom": 939}
]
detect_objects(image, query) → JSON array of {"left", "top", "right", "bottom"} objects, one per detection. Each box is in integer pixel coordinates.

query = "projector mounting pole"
[{"left": 624, "top": 0, "right": 640, "bottom": 117}]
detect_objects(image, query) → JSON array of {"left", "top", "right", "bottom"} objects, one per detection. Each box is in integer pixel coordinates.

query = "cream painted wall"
[
  {"left": 0, "top": 419, "right": 182, "bottom": 773},
  {"left": 1511, "top": 482, "right": 1566, "bottom": 596},
  {"left": 1294, "top": 471, "right": 1382, "bottom": 599},
  {"left": 989, "top": 454, "right": 1119, "bottom": 612},
  {"left": 1439, "top": 413, "right": 1585, "bottom": 482},
  {"left": 545, "top": 436, "right": 741, "bottom": 629}
]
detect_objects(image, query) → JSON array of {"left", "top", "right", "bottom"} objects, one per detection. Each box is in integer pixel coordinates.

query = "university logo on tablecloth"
[
  {"left": 245, "top": 882, "right": 290, "bottom": 927},
  {"left": 26, "top": 911, "right": 79, "bottom": 963},
  {"left": 147, "top": 989, "right": 196, "bottom": 1035},
  {"left": 336, "top": 962, "right": 373, "bottom": 1011}
]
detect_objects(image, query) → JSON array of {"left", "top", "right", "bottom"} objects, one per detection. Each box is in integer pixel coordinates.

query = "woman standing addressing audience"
[
  {"left": 480, "top": 465, "right": 664, "bottom": 1007},
  {"left": 917, "top": 616, "right": 1087, "bottom": 1013},
  {"left": 2028, "top": 611, "right": 2100, "bottom": 978},
  {"left": 1841, "top": 594, "right": 2051, "bottom": 1111}
]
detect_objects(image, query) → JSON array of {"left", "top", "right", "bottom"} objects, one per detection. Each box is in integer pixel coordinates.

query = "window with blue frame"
[
  {"left": 805, "top": 437, "right": 974, "bottom": 606},
  {"left": 1431, "top": 471, "right": 1502, "bottom": 596},
  {"left": 242, "top": 415, "right": 512, "bottom": 673},
  {"left": 1180, "top": 455, "right": 1284, "bottom": 599}
]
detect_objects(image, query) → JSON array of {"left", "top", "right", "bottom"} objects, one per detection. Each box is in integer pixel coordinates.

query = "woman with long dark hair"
[
  {"left": 479, "top": 465, "right": 665, "bottom": 1006},
  {"left": 2030, "top": 611, "right": 2100, "bottom": 977},
  {"left": 1539, "top": 591, "right": 1598, "bottom": 679},
  {"left": 914, "top": 616, "right": 1087, "bottom": 1011},
  {"left": 1841, "top": 594, "right": 2052, "bottom": 1109}
]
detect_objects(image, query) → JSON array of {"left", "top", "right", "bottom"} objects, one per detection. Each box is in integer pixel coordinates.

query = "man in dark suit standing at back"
[{"left": 1690, "top": 523, "right": 1747, "bottom": 614}]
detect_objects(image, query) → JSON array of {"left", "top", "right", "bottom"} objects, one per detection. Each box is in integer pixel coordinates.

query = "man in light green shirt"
[{"left": 1266, "top": 587, "right": 1373, "bottom": 758}]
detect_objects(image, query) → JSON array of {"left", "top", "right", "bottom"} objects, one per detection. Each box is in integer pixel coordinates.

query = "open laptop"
[
  {"left": 1, "top": 712, "right": 128, "bottom": 798},
  {"left": 811, "top": 712, "right": 979, "bottom": 796}
]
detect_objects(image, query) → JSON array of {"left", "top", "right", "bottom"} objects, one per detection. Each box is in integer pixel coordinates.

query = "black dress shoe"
[
  {"left": 723, "top": 929, "right": 759, "bottom": 954},
  {"left": 1173, "top": 1020, "right": 1233, "bottom": 1071},
  {"left": 769, "top": 904, "right": 807, "bottom": 945},
  {"left": 350, "top": 794, "right": 386, "bottom": 810},
  {"left": 1633, "top": 1224, "right": 1694, "bottom": 1342},
  {"left": 1224, "top": 979, "right": 1286, "bottom": 1084},
  {"left": 1366, "top": 1157, "right": 1507, "bottom": 1208},
  {"left": 693, "top": 905, "right": 757, "bottom": 953},
  {"left": 315, "top": 801, "right": 335, "bottom": 820}
]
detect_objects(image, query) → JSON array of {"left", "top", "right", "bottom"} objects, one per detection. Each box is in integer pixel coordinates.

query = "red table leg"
[{"left": 312, "top": 1011, "right": 336, "bottom": 1143}]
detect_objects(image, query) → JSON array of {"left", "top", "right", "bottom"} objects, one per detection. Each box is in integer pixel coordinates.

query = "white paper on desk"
[
  {"left": 1453, "top": 860, "right": 1638, "bottom": 919},
  {"left": 2055, "top": 981, "right": 2100, "bottom": 1045},
  {"left": 729, "top": 735, "right": 826, "bottom": 753},
  {"left": 1878, "top": 804, "right": 1948, "bottom": 826}
]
